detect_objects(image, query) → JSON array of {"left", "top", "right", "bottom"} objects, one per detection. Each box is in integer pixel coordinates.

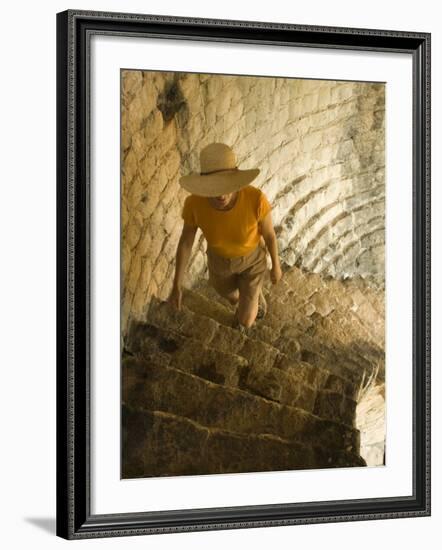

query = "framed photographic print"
[{"left": 56, "top": 9, "right": 431, "bottom": 539}]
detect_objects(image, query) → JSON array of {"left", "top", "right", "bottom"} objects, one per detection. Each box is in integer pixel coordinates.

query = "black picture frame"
[{"left": 56, "top": 9, "right": 431, "bottom": 540}]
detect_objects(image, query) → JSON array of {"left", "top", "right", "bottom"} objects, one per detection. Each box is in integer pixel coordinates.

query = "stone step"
[
  {"left": 192, "top": 280, "right": 347, "bottom": 343},
  {"left": 268, "top": 269, "right": 384, "bottom": 345},
  {"left": 188, "top": 282, "right": 294, "bottom": 349},
  {"left": 266, "top": 261, "right": 382, "bottom": 309},
  {"left": 305, "top": 320, "right": 383, "bottom": 373},
  {"left": 126, "top": 320, "right": 317, "bottom": 412},
  {"left": 260, "top": 292, "right": 382, "bottom": 387},
  {"left": 279, "top": 267, "right": 381, "bottom": 309},
  {"left": 126, "top": 322, "right": 358, "bottom": 421},
  {"left": 313, "top": 390, "right": 357, "bottom": 428},
  {"left": 289, "top": 320, "right": 383, "bottom": 385},
  {"left": 146, "top": 295, "right": 281, "bottom": 371},
  {"left": 122, "top": 356, "right": 360, "bottom": 447},
  {"left": 275, "top": 266, "right": 385, "bottom": 329},
  {"left": 269, "top": 269, "right": 325, "bottom": 305},
  {"left": 182, "top": 286, "right": 234, "bottom": 327},
  {"left": 185, "top": 283, "right": 359, "bottom": 400},
  {"left": 126, "top": 320, "right": 248, "bottom": 388},
  {"left": 188, "top": 281, "right": 299, "bottom": 346},
  {"left": 277, "top": 328, "right": 364, "bottom": 386},
  {"left": 261, "top": 295, "right": 315, "bottom": 334},
  {"left": 185, "top": 285, "right": 304, "bottom": 363},
  {"left": 328, "top": 275, "right": 385, "bottom": 316},
  {"left": 122, "top": 406, "right": 366, "bottom": 479},
  {"left": 151, "top": 292, "right": 361, "bottom": 406},
  {"left": 324, "top": 309, "right": 384, "bottom": 349},
  {"left": 247, "top": 322, "right": 361, "bottom": 401},
  {"left": 274, "top": 356, "right": 358, "bottom": 401}
]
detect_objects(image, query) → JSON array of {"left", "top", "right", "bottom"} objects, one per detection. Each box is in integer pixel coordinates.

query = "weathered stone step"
[
  {"left": 182, "top": 286, "right": 234, "bottom": 327},
  {"left": 265, "top": 272, "right": 384, "bottom": 346},
  {"left": 183, "top": 283, "right": 359, "bottom": 400},
  {"left": 268, "top": 266, "right": 384, "bottom": 329},
  {"left": 322, "top": 275, "right": 385, "bottom": 317},
  {"left": 304, "top": 321, "right": 384, "bottom": 374},
  {"left": 123, "top": 356, "right": 360, "bottom": 446},
  {"left": 122, "top": 406, "right": 366, "bottom": 479},
  {"left": 262, "top": 305, "right": 314, "bottom": 337},
  {"left": 187, "top": 283, "right": 298, "bottom": 349},
  {"left": 146, "top": 295, "right": 281, "bottom": 371},
  {"left": 275, "top": 327, "right": 362, "bottom": 386},
  {"left": 265, "top": 270, "right": 323, "bottom": 307},
  {"left": 274, "top": 310, "right": 382, "bottom": 386},
  {"left": 127, "top": 320, "right": 357, "bottom": 422},
  {"left": 261, "top": 328, "right": 361, "bottom": 406},
  {"left": 288, "top": 325, "right": 382, "bottom": 386},
  {"left": 185, "top": 284, "right": 300, "bottom": 360},
  {"left": 145, "top": 295, "right": 360, "bottom": 405},
  {"left": 247, "top": 323, "right": 361, "bottom": 401},
  {"left": 126, "top": 320, "right": 248, "bottom": 388},
  {"left": 322, "top": 309, "right": 383, "bottom": 348},
  {"left": 126, "top": 322, "right": 358, "bottom": 423},
  {"left": 274, "top": 355, "right": 358, "bottom": 401},
  {"left": 126, "top": 320, "right": 317, "bottom": 412},
  {"left": 184, "top": 285, "right": 303, "bottom": 363},
  {"left": 265, "top": 290, "right": 376, "bottom": 348},
  {"left": 263, "top": 261, "right": 382, "bottom": 313},
  {"left": 275, "top": 267, "right": 361, "bottom": 305}
]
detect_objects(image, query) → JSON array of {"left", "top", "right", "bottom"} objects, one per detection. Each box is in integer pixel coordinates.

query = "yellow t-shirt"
[{"left": 181, "top": 185, "right": 272, "bottom": 258}]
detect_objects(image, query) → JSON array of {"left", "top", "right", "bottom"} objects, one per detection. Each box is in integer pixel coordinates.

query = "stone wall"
[{"left": 121, "top": 70, "right": 385, "bottom": 333}]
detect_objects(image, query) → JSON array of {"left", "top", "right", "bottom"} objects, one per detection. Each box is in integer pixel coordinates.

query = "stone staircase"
[{"left": 122, "top": 265, "right": 384, "bottom": 479}]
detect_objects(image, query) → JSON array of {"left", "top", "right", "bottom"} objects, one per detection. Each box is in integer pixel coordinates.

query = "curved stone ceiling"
[{"left": 121, "top": 71, "right": 385, "bottom": 330}]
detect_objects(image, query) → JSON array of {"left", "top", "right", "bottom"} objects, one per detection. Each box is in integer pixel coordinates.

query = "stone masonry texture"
[
  {"left": 122, "top": 266, "right": 385, "bottom": 476},
  {"left": 121, "top": 70, "right": 385, "bottom": 333},
  {"left": 121, "top": 70, "right": 386, "bottom": 474}
]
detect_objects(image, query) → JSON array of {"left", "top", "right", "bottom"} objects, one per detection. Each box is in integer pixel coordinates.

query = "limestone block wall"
[{"left": 121, "top": 70, "right": 385, "bottom": 333}]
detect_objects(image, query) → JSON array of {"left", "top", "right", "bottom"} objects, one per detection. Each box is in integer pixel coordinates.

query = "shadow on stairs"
[{"left": 122, "top": 265, "right": 385, "bottom": 478}]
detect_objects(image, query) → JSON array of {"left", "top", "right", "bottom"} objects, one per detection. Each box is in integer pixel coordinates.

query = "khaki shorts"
[{"left": 206, "top": 242, "right": 268, "bottom": 301}]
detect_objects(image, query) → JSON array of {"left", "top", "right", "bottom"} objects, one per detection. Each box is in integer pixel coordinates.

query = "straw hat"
[{"left": 179, "top": 143, "right": 260, "bottom": 197}]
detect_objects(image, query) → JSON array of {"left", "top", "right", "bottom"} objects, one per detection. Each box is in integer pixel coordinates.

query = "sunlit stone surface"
[{"left": 121, "top": 71, "right": 385, "bottom": 476}]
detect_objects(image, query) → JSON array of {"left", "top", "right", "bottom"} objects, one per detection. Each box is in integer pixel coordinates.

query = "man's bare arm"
[
  {"left": 259, "top": 212, "right": 282, "bottom": 284},
  {"left": 168, "top": 223, "right": 197, "bottom": 309}
]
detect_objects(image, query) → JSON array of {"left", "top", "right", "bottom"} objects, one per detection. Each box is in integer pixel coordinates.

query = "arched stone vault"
[
  {"left": 121, "top": 71, "right": 385, "bottom": 468},
  {"left": 122, "top": 70, "right": 385, "bottom": 332}
]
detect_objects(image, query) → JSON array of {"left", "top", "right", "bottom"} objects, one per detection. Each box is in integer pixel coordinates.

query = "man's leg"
[
  {"left": 223, "top": 289, "right": 240, "bottom": 306},
  {"left": 211, "top": 285, "right": 239, "bottom": 306},
  {"left": 235, "top": 284, "right": 261, "bottom": 328},
  {"left": 235, "top": 245, "right": 267, "bottom": 328},
  {"left": 209, "top": 278, "right": 239, "bottom": 306}
]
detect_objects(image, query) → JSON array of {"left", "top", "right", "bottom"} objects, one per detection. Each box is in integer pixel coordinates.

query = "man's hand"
[
  {"left": 167, "top": 284, "right": 183, "bottom": 310},
  {"left": 167, "top": 223, "right": 197, "bottom": 311},
  {"left": 270, "top": 263, "right": 282, "bottom": 284}
]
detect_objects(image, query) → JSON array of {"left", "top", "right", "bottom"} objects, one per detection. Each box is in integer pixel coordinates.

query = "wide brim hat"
[{"left": 179, "top": 142, "right": 260, "bottom": 197}]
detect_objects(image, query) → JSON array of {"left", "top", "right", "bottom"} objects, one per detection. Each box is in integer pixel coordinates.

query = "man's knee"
[
  {"left": 225, "top": 289, "right": 239, "bottom": 305},
  {"left": 211, "top": 282, "right": 239, "bottom": 305},
  {"left": 236, "top": 292, "right": 259, "bottom": 327}
]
